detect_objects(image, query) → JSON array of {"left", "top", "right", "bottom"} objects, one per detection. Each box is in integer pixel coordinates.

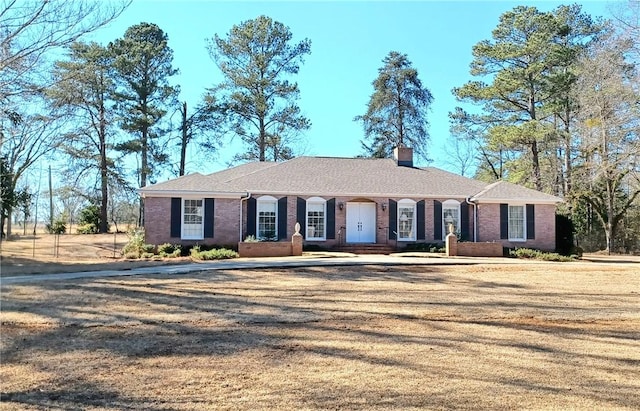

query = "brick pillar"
[
  {"left": 291, "top": 222, "right": 303, "bottom": 256},
  {"left": 446, "top": 223, "right": 457, "bottom": 256}
]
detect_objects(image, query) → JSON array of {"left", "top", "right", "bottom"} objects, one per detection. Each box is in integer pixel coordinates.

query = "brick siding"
[
  {"left": 477, "top": 203, "right": 556, "bottom": 251},
  {"left": 145, "top": 195, "right": 556, "bottom": 251},
  {"left": 144, "top": 196, "right": 241, "bottom": 247}
]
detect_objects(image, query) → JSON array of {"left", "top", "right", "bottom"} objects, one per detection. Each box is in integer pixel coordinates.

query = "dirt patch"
[{"left": 1, "top": 263, "right": 638, "bottom": 410}]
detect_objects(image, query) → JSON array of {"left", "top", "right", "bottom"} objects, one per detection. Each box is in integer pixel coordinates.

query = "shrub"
[
  {"left": 77, "top": 204, "right": 109, "bottom": 234},
  {"left": 404, "top": 243, "right": 445, "bottom": 253},
  {"left": 77, "top": 223, "right": 98, "bottom": 234},
  {"left": 191, "top": 247, "right": 239, "bottom": 260},
  {"left": 158, "top": 243, "right": 181, "bottom": 258},
  {"left": 555, "top": 214, "right": 575, "bottom": 256},
  {"left": 303, "top": 244, "right": 328, "bottom": 252},
  {"left": 189, "top": 244, "right": 201, "bottom": 258},
  {"left": 46, "top": 219, "right": 67, "bottom": 234},
  {"left": 510, "top": 248, "right": 575, "bottom": 262},
  {"left": 510, "top": 248, "right": 541, "bottom": 259},
  {"left": 122, "top": 228, "right": 154, "bottom": 258}
]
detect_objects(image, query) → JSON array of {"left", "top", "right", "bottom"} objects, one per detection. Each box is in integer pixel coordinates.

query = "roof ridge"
[
  {"left": 217, "top": 160, "right": 282, "bottom": 184},
  {"left": 471, "top": 179, "right": 502, "bottom": 198}
]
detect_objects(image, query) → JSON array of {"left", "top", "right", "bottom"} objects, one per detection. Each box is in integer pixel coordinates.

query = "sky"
[{"left": 87, "top": 0, "right": 614, "bottom": 177}]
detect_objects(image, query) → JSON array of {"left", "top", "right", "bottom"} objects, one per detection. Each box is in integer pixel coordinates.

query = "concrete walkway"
[{"left": 0, "top": 253, "right": 533, "bottom": 285}]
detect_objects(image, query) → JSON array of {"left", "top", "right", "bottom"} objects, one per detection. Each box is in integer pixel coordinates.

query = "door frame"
[{"left": 346, "top": 202, "right": 376, "bottom": 243}]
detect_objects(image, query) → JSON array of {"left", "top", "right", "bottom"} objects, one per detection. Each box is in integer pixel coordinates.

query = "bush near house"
[
  {"left": 403, "top": 243, "right": 446, "bottom": 253},
  {"left": 157, "top": 243, "right": 181, "bottom": 258},
  {"left": 121, "top": 229, "right": 238, "bottom": 260},
  {"left": 509, "top": 248, "right": 576, "bottom": 262},
  {"left": 122, "top": 228, "right": 154, "bottom": 258},
  {"left": 189, "top": 245, "right": 238, "bottom": 260}
]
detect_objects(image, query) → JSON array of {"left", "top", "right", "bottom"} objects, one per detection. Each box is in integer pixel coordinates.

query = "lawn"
[
  {"left": 1, "top": 262, "right": 639, "bottom": 410},
  {"left": 0, "top": 233, "right": 194, "bottom": 277}
]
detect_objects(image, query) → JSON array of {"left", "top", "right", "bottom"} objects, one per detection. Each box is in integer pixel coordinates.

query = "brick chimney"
[{"left": 393, "top": 146, "right": 413, "bottom": 167}]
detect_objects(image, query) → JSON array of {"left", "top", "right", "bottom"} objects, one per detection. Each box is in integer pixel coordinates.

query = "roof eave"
[
  {"left": 139, "top": 189, "right": 248, "bottom": 199},
  {"left": 469, "top": 197, "right": 563, "bottom": 205},
  {"left": 247, "top": 189, "right": 478, "bottom": 198}
]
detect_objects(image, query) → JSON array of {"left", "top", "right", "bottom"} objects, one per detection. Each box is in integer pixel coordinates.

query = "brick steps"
[{"left": 331, "top": 244, "right": 397, "bottom": 255}]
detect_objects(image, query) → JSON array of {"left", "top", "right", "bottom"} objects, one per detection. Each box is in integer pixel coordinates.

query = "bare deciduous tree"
[
  {"left": 0, "top": 0, "right": 130, "bottom": 100},
  {"left": 574, "top": 32, "right": 640, "bottom": 253}
]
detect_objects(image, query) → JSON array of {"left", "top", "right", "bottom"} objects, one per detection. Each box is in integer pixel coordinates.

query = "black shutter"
[
  {"left": 416, "top": 200, "right": 425, "bottom": 240},
  {"left": 246, "top": 197, "right": 257, "bottom": 238},
  {"left": 327, "top": 198, "right": 336, "bottom": 239},
  {"left": 278, "top": 197, "right": 288, "bottom": 240},
  {"left": 460, "top": 201, "right": 469, "bottom": 241},
  {"left": 296, "top": 197, "right": 306, "bottom": 239},
  {"left": 204, "top": 198, "right": 214, "bottom": 238},
  {"left": 526, "top": 204, "right": 535, "bottom": 239},
  {"left": 500, "top": 203, "right": 509, "bottom": 240},
  {"left": 434, "top": 200, "right": 443, "bottom": 240},
  {"left": 389, "top": 199, "right": 397, "bottom": 240},
  {"left": 170, "top": 197, "right": 181, "bottom": 238}
]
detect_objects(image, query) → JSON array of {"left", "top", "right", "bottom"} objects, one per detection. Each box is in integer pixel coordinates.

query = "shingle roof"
[
  {"left": 220, "top": 156, "right": 487, "bottom": 197},
  {"left": 139, "top": 172, "right": 239, "bottom": 194},
  {"left": 140, "top": 156, "right": 562, "bottom": 203},
  {"left": 470, "top": 180, "right": 562, "bottom": 204}
]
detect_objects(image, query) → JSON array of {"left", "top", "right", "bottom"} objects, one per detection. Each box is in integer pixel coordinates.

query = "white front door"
[{"left": 346, "top": 202, "right": 376, "bottom": 243}]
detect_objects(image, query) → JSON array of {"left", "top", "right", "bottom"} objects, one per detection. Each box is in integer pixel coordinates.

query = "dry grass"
[
  {"left": 1, "top": 262, "right": 639, "bottom": 410},
  {"left": 0, "top": 233, "right": 194, "bottom": 277}
]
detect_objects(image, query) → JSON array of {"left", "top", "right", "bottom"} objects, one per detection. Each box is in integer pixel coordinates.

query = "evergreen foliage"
[
  {"left": 77, "top": 204, "right": 109, "bottom": 234},
  {"left": 50, "top": 42, "right": 117, "bottom": 233},
  {"left": 110, "top": 22, "right": 179, "bottom": 224},
  {"left": 207, "top": 15, "right": 311, "bottom": 162},
  {"left": 356, "top": 51, "right": 433, "bottom": 162}
]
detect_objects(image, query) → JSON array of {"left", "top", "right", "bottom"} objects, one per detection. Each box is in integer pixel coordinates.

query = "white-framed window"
[
  {"left": 508, "top": 205, "right": 526, "bottom": 241},
  {"left": 182, "top": 198, "right": 204, "bottom": 240},
  {"left": 257, "top": 196, "right": 277, "bottom": 240},
  {"left": 306, "top": 197, "right": 326, "bottom": 240},
  {"left": 442, "top": 200, "right": 460, "bottom": 237},
  {"left": 397, "top": 199, "right": 416, "bottom": 241}
]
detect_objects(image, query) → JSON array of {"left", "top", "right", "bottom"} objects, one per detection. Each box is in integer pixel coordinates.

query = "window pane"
[
  {"left": 258, "top": 211, "right": 276, "bottom": 239},
  {"left": 307, "top": 202, "right": 325, "bottom": 239},
  {"left": 508, "top": 205, "right": 525, "bottom": 240},
  {"left": 257, "top": 199, "right": 277, "bottom": 239},
  {"left": 183, "top": 199, "right": 203, "bottom": 239},
  {"left": 443, "top": 206, "right": 459, "bottom": 235},
  {"left": 398, "top": 205, "right": 415, "bottom": 240}
]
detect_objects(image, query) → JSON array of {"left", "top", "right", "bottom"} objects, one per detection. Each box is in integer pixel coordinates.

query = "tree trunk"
[
  {"left": 99, "top": 99, "right": 109, "bottom": 233},
  {"left": 527, "top": 80, "right": 542, "bottom": 192},
  {"left": 259, "top": 117, "right": 266, "bottom": 162},
  {"left": 139, "top": 127, "right": 148, "bottom": 227},
  {"left": 531, "top": 140, "right": 542, "bottom": 191},
  {"left": 606, "top": 179, "right": 615, "bottom": 255},
  {"left": 563, "top": 106, "right": 572, "bottom": 199},
  {"left": 179, "top": 101, "right": 187, "bottom": 176}
]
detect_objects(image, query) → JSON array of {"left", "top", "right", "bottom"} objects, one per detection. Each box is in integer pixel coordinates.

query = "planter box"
[
  {"left": 238, "top": 242, "right": 294, "bottom": 258},
  {"left": 456, "top": 242, "right": 503, "bottom": 257}
]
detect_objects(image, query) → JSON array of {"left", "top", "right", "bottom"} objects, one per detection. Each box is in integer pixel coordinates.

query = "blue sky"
[{"left": 88, "top": 0, "right": 613, "bottom": 176}]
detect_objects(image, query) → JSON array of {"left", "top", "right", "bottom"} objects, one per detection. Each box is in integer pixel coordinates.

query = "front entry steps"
[{"left": 331, "top": 244, "right": 397, "bottom": 255}]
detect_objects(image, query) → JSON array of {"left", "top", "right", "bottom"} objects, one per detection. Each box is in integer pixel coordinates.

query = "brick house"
[{"left": 140, "top": 147, "right": 562, "bottom": 251}]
